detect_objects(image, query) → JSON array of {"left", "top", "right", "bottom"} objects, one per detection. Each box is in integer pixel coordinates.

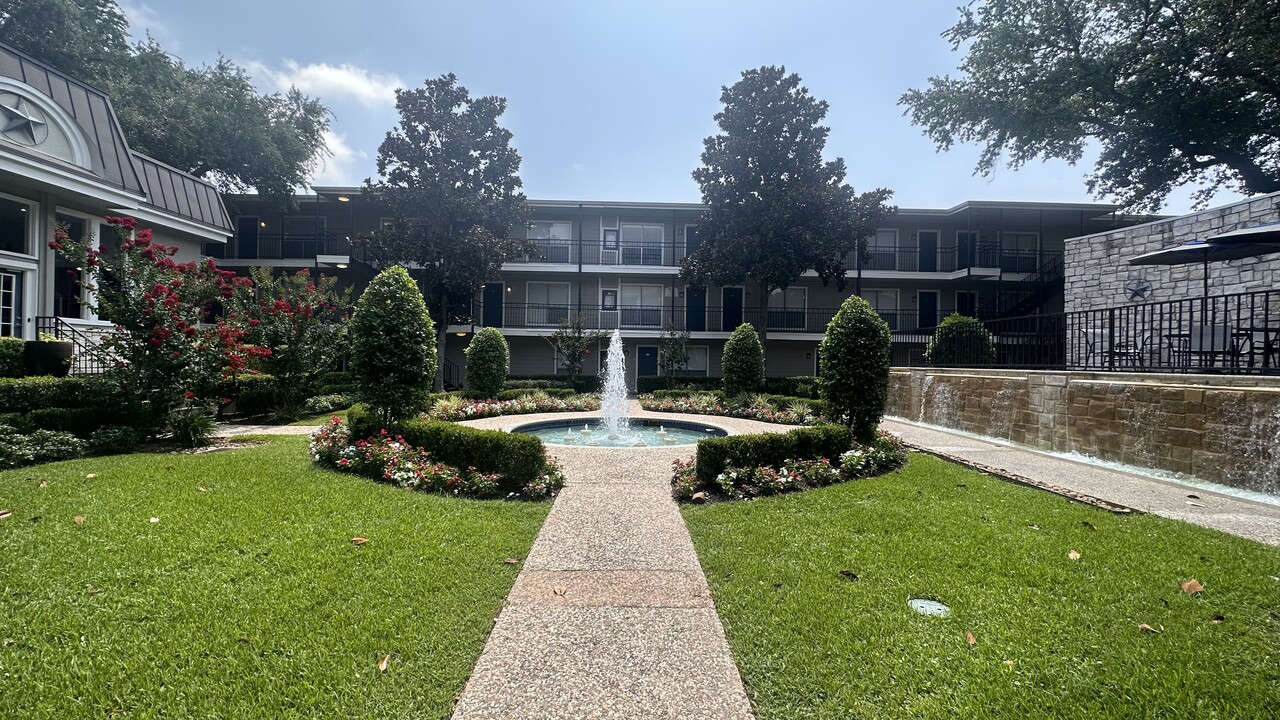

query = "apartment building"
[
  {"left": 0, "top": 43, "right": 231, "bottom": 349},
  {"left": 219, "top": 189, "right": 1148, "bottom": 389}
]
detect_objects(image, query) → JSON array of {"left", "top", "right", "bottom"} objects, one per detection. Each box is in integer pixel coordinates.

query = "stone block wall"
[
  {"left": 887, "top": 368, "right": 1280, "bottom": 495},
  {"left": 1065, "top": 192, "right": 1280, "bottom": 313}
]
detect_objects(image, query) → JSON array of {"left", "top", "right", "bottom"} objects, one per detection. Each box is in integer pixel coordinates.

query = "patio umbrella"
[
  {"left": 1205, "top": 222, "right": 1280, "bottom": 245},
  {"left": 1127, "top": 240, "right": 1280, "bottom": 298}
]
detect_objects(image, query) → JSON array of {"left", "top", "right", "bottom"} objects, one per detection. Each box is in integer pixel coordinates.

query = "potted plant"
[{"left": 24, "top": 332, "right": 74, "bottom": 377}]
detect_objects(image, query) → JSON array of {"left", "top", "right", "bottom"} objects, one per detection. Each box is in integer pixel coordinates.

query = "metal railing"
[
  {"left": 507, "top": 238, "right": 685, "bottom": 267},
  {"left": 204, "top": 231, "right": 354, "bottom": 261},
  {"left": 34, "top": 317, "right": 118, "bottom": 375},
  {"left": 485, "top": 303, "right": 841, "bottom": 333}
]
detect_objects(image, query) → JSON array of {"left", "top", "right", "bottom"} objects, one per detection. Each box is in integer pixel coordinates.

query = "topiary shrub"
[
  {"left": 819, "top": 295, "right": 891, "bottom": 443},
  {"left": 925, "top": 312, "right": 997, "bottom": 367},
  {"left": 721, "top": 324, "right": 764, "bottom": 397},
  {"left": 0, "top": 337, "right": 23, "bottom": 378},
  {"left": 350, "top": 267, "right": 436, "bottom": 424},
  {"left": 464, "top": 327, "right": 509, "bottom": 398}
]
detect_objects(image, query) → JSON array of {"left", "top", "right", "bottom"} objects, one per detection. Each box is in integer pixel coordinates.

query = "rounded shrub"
[
  {"left": 925, "top": 312, "right": 997, "bottom": 366},
  {"left": 464, "top": 327, "right": 509, "bottom": 398},
  {"left": 721, "top": 323, "right": 764, "bottom": 397},
  {"left": 351, "top": 267, "right": 437, "bottom": 424},
  {"left": 0, "top": 337, "right": 24, "bottom": 378},
  {"left": 819, "top": 295, "right": 891, "bottom": 443}
]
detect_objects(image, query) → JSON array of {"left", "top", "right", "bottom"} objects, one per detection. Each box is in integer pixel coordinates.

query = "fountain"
[{"left": 600, "top": 329, "right": 630, "bottom": 438}]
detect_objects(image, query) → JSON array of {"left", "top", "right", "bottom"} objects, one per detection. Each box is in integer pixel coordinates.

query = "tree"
[
  {"left": 925, "top": 313, "right": 997, "bottom": 367},
  {"left": 546, "top": 313, "right": 607, "bottom": 377},
  {"left": 0, "top": 0, "right": 330, "bottom": 205},
  {"left": 721, "top": 323, "right": 764, "bottom": 397},
  {"left": 358, "top": 74, "right": 531, "bottom": 390},
  {"left": 350, "top": 267, "right": 436, "bottom": 425},
  {"left": 683, "top": 66, "right": 894, "bottom": 342},
  {"left": 819, "top": 295, "right": 891, "bottom": 443},
  {"left": 465, "top": 327, "right": 509, "bottom": 398},
  {"left": 658, "top": 324, "right": 691, "bottom": 388},
  {"left": 900, "top": 0, "right": 1280, "bottom": 212}
]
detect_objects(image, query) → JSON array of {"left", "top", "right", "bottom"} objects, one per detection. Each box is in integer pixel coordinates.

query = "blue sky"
[{"left": 127, "top": 0, "right": 1237, "bottom": 213}]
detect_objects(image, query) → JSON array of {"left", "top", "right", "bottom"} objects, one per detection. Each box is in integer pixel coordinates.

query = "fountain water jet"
[{"left": 600, "top": 329, "right": 630, "bottom": 438}]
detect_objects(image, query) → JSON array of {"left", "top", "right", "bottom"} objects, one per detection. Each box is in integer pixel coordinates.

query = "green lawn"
[
  {"left": 0, "top": 436, "right": 548, "bottom": 719},
  {"left": 684, "top": 453, "right": 1280, "bottom": 719},
  {"left": 289, "top": 407, "right": 349, "bottom": 426}
]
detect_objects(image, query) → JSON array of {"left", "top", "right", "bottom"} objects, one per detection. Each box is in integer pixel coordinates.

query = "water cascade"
[{"left": 600, "top": 329, "right": 631, "bottom": 439}]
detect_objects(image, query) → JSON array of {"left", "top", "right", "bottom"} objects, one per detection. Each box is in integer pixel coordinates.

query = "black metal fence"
[{"left": 35, "top": 316, "right": 117, "bottom": 375}]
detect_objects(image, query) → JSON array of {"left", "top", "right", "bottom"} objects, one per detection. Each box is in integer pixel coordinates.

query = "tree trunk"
[
  {"left": 434, "top": 295, "right": 448, "bottom": 392},
  {"left": 755, "top": 279, "right": 770, "bottom": 346}
]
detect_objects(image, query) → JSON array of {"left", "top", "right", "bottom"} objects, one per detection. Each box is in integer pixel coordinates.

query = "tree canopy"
[
  {"left": 358, "top": 73, "right": 530, "bottom": 390},
  {"left": 683, "top": 66, "right": 894, "bottom": 338},
  {"left": 900, "top": 0, "right": 1280, "bottom": 212},
  {"left": 0, "top": 0, "right": 330, "bottom": 204}
]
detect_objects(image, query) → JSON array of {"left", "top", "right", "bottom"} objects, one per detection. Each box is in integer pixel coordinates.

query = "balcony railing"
[
  {"left": 508, "top": 238, "right": 684, "bottom": 267},
  {"left": 483, "top": 303, "right": 840, "bottom": 333},
  {"left": 859, "top": 246, "right": 1056, "bottom": 273},
  {"left": 204, "top": 231, "right": 354, "bottom": 261}
]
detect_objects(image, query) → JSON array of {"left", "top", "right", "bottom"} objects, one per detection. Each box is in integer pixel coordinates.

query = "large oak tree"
[
  {"left": 683, "top": 66, "right": 894, "bottom": 342},
  {"left": 358, "top": 73, "right": 531, "bottom": 390},
  {"left": 900, "top": 0, "right": 1280, "bottom": 212},
  {"left": 0, "top": 0, "right": 330, "bottom": 205}
]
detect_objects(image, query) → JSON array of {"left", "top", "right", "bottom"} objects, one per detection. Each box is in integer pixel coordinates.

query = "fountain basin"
[{"left": 516, "top": 418, "right": 727, "bottom": 447}]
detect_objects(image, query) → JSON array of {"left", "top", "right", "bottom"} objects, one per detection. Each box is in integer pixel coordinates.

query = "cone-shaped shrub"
[
  {"left": 351, "top": 267, "right": 436, "bottom": 424},
  {"left": 722, "top": 323, "right": 764, "bottom": 397},
  {"left": 819, "top": 295, "right": 891, "bottom": 443},
  {"left": 465, "top": 327, "right": 509, "bottom": 398},
  {"left": 925, "top": 312, "right": 997, "bottom": 366}
]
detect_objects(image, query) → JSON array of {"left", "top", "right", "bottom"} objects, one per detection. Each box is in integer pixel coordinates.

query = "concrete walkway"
[
  {"left": 449, "top": 405, "right": 789, "bottom": 720},
  {"left": 883, "top": 417, "right": 1280, "bottom": 546}
]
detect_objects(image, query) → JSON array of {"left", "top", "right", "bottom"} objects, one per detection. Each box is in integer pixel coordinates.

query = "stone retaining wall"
[
  {"left": 1065, "top": 192, "right": 1280, "bottom": 313},
  {"left": 887, "top": 368, "right": 1280, "bottom": 495}
]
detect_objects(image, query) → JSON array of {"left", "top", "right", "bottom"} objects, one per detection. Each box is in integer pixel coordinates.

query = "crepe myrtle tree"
[
  {"left": 357, "top": 73, "right": 532, "bottom": 391},
  {"left": 819, "top": 295, "right": 891, "bottom": 443},
  {"left": 350, "top": 266, "right": 436, "bottom": 425},
  {"left": 683, "top": 66, "right": 894, "bottom": 342},
  {"left": 546, "top": 313, "right": 608, "bottom": 377}
]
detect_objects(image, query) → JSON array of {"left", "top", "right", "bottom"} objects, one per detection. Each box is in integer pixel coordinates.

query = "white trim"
[
  {"left": 524, "top": 280, "right": 572, "bottom": 327},
  {"left": 0, "top": 77, "right": 94, "bottom": 169},
  {"left": 0, "top": 190, "right": 37, "bottom": 257},
  {"left": 618, "top": 221, "right": 665, "bottom": 266},
  {"left": 53, "top": 207, "right": 99, "bottom": 321}
]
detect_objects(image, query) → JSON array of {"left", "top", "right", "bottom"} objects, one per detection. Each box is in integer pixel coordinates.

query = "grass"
[
  {"left": 0, "top": 436, "right": 549, "bottom": 719},
  {"left": 289, "top": 407, "right": 349, "bottom": 426},
  {"left": 683, "top": 453, "right": 1280, "bottom": 719}
]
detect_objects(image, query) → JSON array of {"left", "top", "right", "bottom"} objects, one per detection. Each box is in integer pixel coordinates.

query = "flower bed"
[
  {"left": 310, "top": 417, "right": 565, "bottom": 500},
  {"left": 640, "top": 392, "right": 825, "bottom": 425},
  {"left": 672, "top": 430, "right": 907, "bottom": 501},
  {"left": 427, "top": 392, "right": 600, "bottom": 421}
]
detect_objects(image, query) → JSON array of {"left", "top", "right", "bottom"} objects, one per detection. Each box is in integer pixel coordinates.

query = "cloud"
[
  {"left": 572, "top": 162, "right": 587, "bottom": 172},
  {"left": 309, "top": 130, "right": 370, "bottom": 187},
  {"left": 249, "top": 60, "right": 402, "bottom": 107},
  {"left": 117, "top": 1, "right": 178, "bottom": 49}
]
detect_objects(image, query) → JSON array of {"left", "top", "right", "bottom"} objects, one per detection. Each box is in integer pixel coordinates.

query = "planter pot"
[{"left": 24, "top": 340, "right": 74, "bottom": 378}]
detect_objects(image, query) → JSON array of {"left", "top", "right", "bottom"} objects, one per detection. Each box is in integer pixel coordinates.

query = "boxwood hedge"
[{"left": 695, "top": 424, "right": 853, "bottom": 485}]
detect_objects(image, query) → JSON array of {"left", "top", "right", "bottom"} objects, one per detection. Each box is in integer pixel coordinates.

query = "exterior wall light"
[{"left": 337, "top": 195, "right": 350, "bottom": 202}]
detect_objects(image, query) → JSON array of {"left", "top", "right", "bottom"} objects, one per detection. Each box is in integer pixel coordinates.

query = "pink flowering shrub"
[
  {"left": 309, "top": 416, "right": 562, "bottom": 500},
  {"left": 671, "top": 454, "right": 698, "bottom": 500},
  {"left": 639, "top": 392, "right": 825, "bottom": 425},
  {"left": 428, "top": 393, "right": 600, "bottom": 421}
]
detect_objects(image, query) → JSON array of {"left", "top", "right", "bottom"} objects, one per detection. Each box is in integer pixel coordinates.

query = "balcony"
[
  {"left": 204, "top": 231, "right": 354, "bottom": 261},
  {"left": 858, "top": 246, "right": 1056, "bottom": 274},
  {"left": 507, "top": 238, "right": 683, "bottom": 267},
  {"left": 481, "top": 304, "right": 840, "bottom": 333}
]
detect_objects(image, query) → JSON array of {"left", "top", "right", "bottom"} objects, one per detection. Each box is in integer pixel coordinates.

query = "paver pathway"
[
  {"left": 450, "top": 405, "right": 786, "bottom": 720},
  {"left": 884, "top": 417, "right": 1280, "bottom": 546}
]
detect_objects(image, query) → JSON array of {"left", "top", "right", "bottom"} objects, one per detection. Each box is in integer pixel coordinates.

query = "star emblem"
[
  {"left": 0, "top": 93, "right": 48, "bottom": 146},
  {"left": 1124, "top": 278, "right": 1152, "bottom": 301}
]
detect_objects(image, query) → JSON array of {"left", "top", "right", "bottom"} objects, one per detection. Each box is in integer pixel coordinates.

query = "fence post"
[{"left": 1107, "top": 307, "right": 1116, "bottom": 371}]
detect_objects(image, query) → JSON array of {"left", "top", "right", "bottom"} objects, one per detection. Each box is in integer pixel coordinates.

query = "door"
[
  {"left": 686, "top": 286, "right": 706, "bottom": 331},
  {"left": 638, "top": 346, "right": 658, "bottom": 379},
  {"left": 482, "top": 282, "right": 504, "bottom": 327},
  {"left": 956, "top": 291, "right": 977, "bottom": 318},
  {"left": 918, "top": 231, "right": 939, "bottom": 273},
  {"left": 957, "top": 231, "right": 978, "bottom": 269},
  {"left": 236, "top": 216, "right": 259, "bottom": 259},
  {"left": 918, "top": 291, "right": 939, "bottom": 331},
  {"left": 722, "top": 287, "right": 743, "bottom": 331},
  {"left": 0, "top": 270, "right": 21, "bottom": 337}
]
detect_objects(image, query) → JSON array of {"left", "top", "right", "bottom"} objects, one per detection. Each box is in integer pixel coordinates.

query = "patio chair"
[
  {"left": 1111, "top": 333, "right": 1152, "bottom": 368},
  {"left": 1189, "top": 325, "right": 1236, "bottom": 368}
]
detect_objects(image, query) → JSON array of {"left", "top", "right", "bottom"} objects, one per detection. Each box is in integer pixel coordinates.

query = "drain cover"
[{"left": 907, "top": 598, "right": 950, "bottom": 617}]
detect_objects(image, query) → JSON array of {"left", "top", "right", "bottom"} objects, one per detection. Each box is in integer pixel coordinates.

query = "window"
[
  {"left": 619, "top": 223, "right": 663, "bottom": 265},
  {"left": 620, "top": 284, "right": 663, "bottom": 327},
  {"left": 602, "top": 228, "right": 619, "bottom": 251},
  {"left": 525, "top": 282, "right": 570, "bottom": 326},
  {"left": 678, "top": 346, "right": 709, "bottom": 377},
  {"left": 601, "top": 289, "right": 617, "bottom": 310},
  {"left": 767, "top": 287, "right": 807, "bottom": 331},
  {"left": 529, "top": 221, "right": 572, "bottom": 262},
  {"left": 0, "top": 196, "right": 31, "bottom": 255},
  {"left": 1001, "top": 232, "right": 1039, "bottom": 272},
  {"left": 866, "top": 229, "right": 897, "bottom": 270},
  {"left": 0, "top": 271, "right": 19, "bottom": 336},
  {"left": 864, "top": 290, "right": 899, "bottom": 330},
  {"left": 54, "top": 214, "right": 89, "bottom": 319}
]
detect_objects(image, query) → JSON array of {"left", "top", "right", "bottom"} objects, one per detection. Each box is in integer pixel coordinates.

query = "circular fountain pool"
[{"left": 515, "top": 419, "right": 727, "bottom": 447}]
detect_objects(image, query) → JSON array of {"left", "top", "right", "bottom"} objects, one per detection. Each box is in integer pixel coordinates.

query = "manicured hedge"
[
  {"left": 636, "top": 375, "right": 720, "bottom": 394},
  {"left": 506, "top": 374, "right": 602, "bottom": 393},
  {"left": 315, "top": 370, "right": 358, "bottom": 396},
  {"left": 503, "top": 378, "right": 572, "bottom": 390},
  {"left": 347, "top": 403, "right": 547, "bottom": 489},
  {"left": 763, "top": 376, "right": 819, "bottom": 399},
  {"left": 0, "top": 337, "right": 23, "bottom": 378},
  {"left": 227, "top": 374, "right": 278, "bottom": 416},
  {"left": 695, "top": 424, "right": 853, "bottom": 485},
  {"left": 0, "top": 376, "right": 115, "bottom": 413},
  {"left": 26, "top": 406, "right": 137, "bottom": 438}
]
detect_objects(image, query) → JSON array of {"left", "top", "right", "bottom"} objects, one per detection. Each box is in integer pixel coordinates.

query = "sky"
[{"left": 122, "top": 0, "right": 1240, "bottom": 214}]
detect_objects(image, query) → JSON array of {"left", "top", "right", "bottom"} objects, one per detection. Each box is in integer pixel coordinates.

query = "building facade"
[
  {"left": 0, "top": 43, "right": 232, "bottom": 347},
  {"left": 220, "top": 189, "right": 1148, "bottom": 389}
]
